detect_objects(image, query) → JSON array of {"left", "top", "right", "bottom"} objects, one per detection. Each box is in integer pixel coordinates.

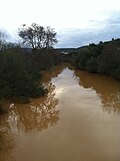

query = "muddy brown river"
[{"left": 0, "top": 65, "right": 120, "bottom": 161}]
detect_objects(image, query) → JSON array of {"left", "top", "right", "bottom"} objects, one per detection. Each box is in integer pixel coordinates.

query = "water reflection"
[
  {"left": 1, "top": 65, "right": 120, "bottom": 161},
  {"left": 0, "top": 65, "right": 65, "bottom": 161},
  {"left": 74, "top": 70, "right": 120, "bottom": 113},
  {"left": 0, "top": 82, "right": 59, "bottom": 160},
  {"left": 42, "top": 65, "right": 64, "bottom": 84},
  {"left": 0, "top": 116, "right": 15, "bottom": 161},
  {"left": 7, "top": 83, "right": 59, "bottom": 133}
]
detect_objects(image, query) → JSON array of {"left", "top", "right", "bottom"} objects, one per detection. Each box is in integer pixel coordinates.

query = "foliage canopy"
[{"left": 18, "top": 23, "right": 57, "bottom": 49}]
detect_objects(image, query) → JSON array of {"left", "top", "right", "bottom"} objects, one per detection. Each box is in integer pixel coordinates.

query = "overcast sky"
[{"left": 0, "top": 0, "right": 120, "bottom": 48}]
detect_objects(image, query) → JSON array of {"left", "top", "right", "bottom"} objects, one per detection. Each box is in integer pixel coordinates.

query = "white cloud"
[
  {"left": 1, "top": 0, "right": 120, "bottom": 29},
  {"left": 0, "top": 0, "right": 120, "bottom": 47}
]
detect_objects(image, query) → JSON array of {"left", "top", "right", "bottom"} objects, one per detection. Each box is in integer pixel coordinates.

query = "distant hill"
[{"left": 55, "top": 48, "right": 76, "bottom": 54}]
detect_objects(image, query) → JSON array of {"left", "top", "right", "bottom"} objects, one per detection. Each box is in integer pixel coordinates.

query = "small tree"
[
  {"left": 45, "top": 26, "right": 58, "bottom": 48},
  {"left": 18, "top": 23, "right": 57, "bottom": 49}
]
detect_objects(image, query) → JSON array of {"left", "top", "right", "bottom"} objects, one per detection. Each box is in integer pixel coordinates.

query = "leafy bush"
[
  {"left": 86, "top": 57, "right": 97, "bottom": 73},
  {"left": 0, "top": 49, "right": 46, "bottom": 100}
]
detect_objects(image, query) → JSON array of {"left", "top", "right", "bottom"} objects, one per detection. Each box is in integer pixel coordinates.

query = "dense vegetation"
[
  {"left": 0, "top": 24, "right": 63, "bottom": 109},
  {"left": 0, "top": 22, "right": 120, "bottom": 113},
  {"left": 67, "top": 39, "right": 120, "bottom": 80},
  {"left": 0, "top": 48, "right": 63, "bottom": 101}
]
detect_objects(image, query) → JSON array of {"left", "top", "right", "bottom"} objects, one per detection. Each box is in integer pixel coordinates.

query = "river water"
[{"left": 0, "top": 65, "right": 120, "bottom": 161}]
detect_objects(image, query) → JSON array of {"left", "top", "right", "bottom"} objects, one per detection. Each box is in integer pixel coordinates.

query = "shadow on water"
[
  {"left": 7, "top": 83, "right": 59, "bottom": 133},
  {"left": 0, "top": 83, "right": 59, "bottom": 160},
  {"left": 0, "top": 65, "right": 65, "bottom": 160},
  {"left": 1, "top": 64, "right": 120, "bottom": 161},
  {"left": 74, "top": 69, "right": 120, "bottom": 113},
  {"left": 0, "top": 115, "right": 16, "bottom": 161}
]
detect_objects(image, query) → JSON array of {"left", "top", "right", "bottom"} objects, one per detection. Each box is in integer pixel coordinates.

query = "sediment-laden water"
[{"left": 0, "top": 65, "right": 120, "bottom": 161}]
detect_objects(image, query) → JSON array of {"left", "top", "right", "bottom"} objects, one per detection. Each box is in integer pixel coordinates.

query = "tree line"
[
  {"left": 0, "top": 23, "right": 57, "bottom": 50},
  {"left": 0, "top": 23, "right": 61, "bottom": 111},
  {"left": 67, "top": 39, "right": 120, "bottom": 80},
  {"left": 0, "top": 23, "right": 120, "bottom": 113}
]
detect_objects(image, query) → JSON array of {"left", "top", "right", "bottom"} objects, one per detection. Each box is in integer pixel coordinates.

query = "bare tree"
[
  {"left": 45, "top": 26, "right": 58, "bottom": 48},
  {"left": 18, "top": 23, "right": 57, "bottom": 49}
]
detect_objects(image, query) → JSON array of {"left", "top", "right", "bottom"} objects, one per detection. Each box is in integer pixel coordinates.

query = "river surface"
[{"left": 0, "top": 65, "right": 120, "bottom": 161}]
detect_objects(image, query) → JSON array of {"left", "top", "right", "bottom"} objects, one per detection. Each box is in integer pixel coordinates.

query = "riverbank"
[
  {"left": 0, "top": 65, "right": 120, "bottom": 161},
  {"left": 0, "top": 49, "right": 63, "bottom": 113},
  {"left": 67, "top": 38, "right": 120, "bottom": 80}
]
